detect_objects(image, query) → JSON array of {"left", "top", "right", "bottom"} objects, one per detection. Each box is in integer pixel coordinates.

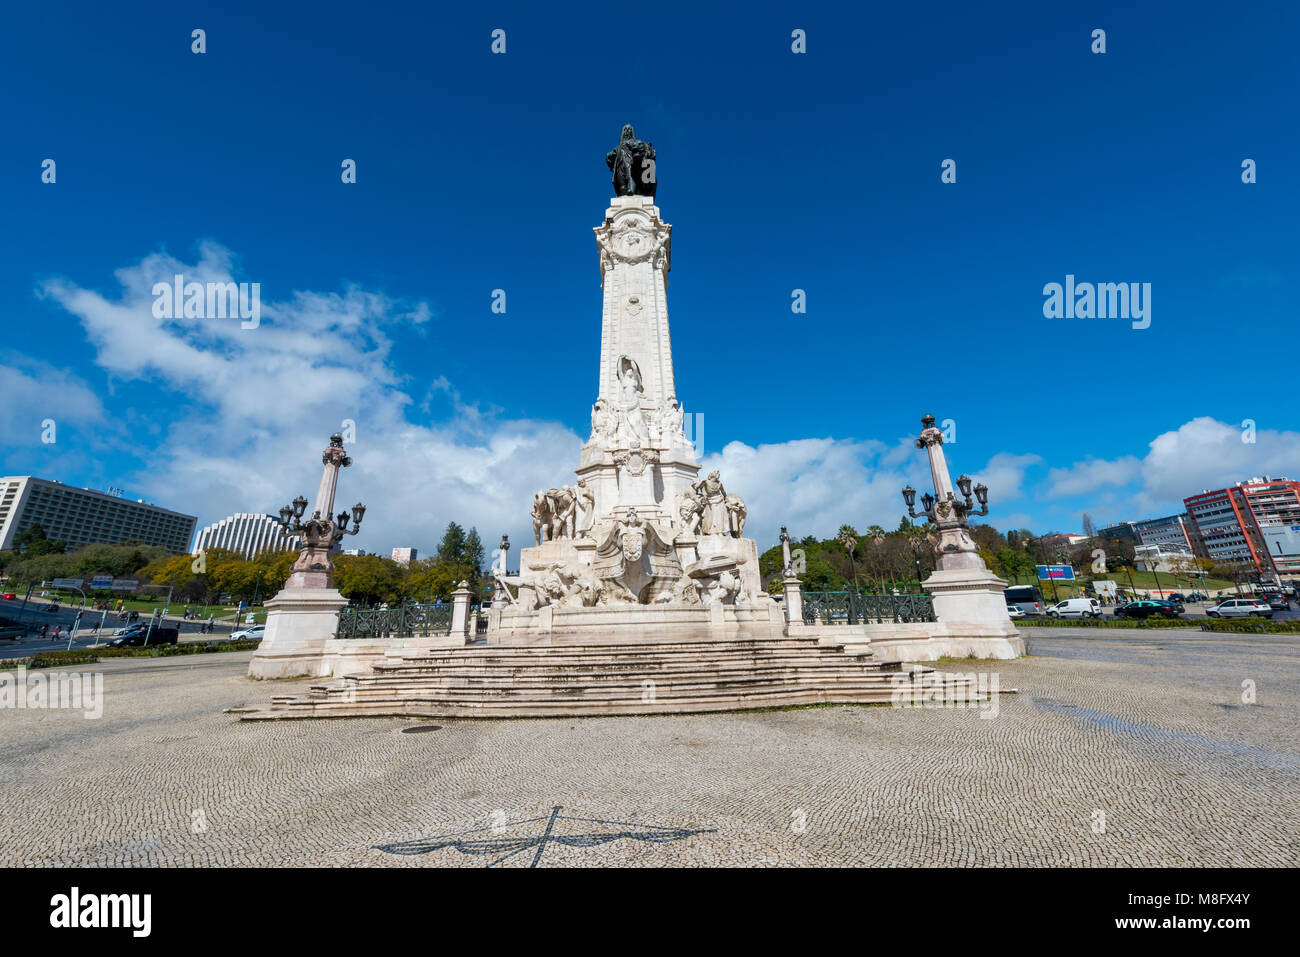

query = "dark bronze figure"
[{"left": 606, "top": 124, "right": 657, "bottom": 198}]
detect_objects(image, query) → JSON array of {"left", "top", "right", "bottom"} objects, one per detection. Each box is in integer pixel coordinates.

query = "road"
[
  {"left": 1022, "top": 602, "right": 1300, "bottom": 624},
  {"left": 0, "top": 596, "right": 236, "bottom": 656}
]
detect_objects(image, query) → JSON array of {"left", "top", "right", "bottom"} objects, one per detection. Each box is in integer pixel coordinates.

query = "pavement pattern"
[{"left": 1, "top": 626, "right": 1297, "bottom": 867}]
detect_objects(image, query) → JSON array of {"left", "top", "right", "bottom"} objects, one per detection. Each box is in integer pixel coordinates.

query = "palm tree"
[{"left": 838, "top": 526, "right": 860, "bottom": 591}]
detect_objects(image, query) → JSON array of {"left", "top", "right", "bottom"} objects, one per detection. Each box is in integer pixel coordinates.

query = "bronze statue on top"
[{"left": 606, "top": 124, "right": 657, "bottom": 198}]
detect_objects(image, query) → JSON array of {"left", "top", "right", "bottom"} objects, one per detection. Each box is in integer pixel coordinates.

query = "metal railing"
[
  {"left": 801, "top": 590, "right": 936, "bottom": 625},
  {"left": 336, "top": 602, "right": 453, "bottom": 639}
]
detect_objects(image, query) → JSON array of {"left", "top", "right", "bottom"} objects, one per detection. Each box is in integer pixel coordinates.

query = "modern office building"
[
  {"left": 1134, "top": 513, "right": 1205, "bottom": 558},
  {"left": 0, "top": 476, "right": 197, "bottom": 554},
  {"left": 391, "top": 547, "right": 418, "bottom": 566},
  {"left": 192, "top": 512, "right": 301, "bottom": 560},
  {"left": 1184, "top": 477, "right": 1300, "bottom": 581}
]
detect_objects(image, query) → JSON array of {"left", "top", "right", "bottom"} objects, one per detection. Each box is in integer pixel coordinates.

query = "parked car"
[
  {"left": 1206, "top": 599, "right": 1273, "bottom": 619},
  {"left": 108, "top": 627, "right": 178, "bottom": 647},
  {"left": 1047, "top": 598, "right": 1101, "bottom": 619},
  {"left": 1114, "top": 600, "right": 1182, "bottom": 620},
  {"left": 1, "top": 593, "right": 16, "bottom": 600},
  {"left": 229, "top": 625, "right": 265, "bottom": 642},
  {"left": 1005, "top": 605, "right": 1026, "bottom": 619}
]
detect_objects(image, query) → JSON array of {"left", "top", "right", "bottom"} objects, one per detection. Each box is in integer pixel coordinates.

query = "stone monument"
[{"left": 489, "top": 125, "right": 779, "bottom": 642}]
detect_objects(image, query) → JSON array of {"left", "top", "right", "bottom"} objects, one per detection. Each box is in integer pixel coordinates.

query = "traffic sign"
[{"left": 52, "top": 578, "right": 83, "bottom": 589}]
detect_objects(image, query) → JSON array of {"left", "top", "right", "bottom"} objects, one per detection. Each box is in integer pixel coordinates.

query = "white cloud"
[
  {"left": 1045, "top": 456, "right": 1142, "bottom": 498},
  {"left": 40, "top": 243, "right": 575, "bottom": 554},
  {"left": 1140, "top": 417, "right": 1299, "bottom": 501}
]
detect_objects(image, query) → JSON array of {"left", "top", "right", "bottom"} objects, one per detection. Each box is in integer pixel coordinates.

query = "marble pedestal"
[
  {"left": 247, "top": 587, "right": 348, "bottom": 679},
  {"left": 920, "top": 566, "right": 1025, "bottom": 659}
]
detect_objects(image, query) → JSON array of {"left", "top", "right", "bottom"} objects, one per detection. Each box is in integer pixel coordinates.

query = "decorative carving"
[
  {"left": 592, "top": 509, "right": 682, "bottom": 604},
  {"left": 612, "top": 441, "right": 659, "bottom": 477}
]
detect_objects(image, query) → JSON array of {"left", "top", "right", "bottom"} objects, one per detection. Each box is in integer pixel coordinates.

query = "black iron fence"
[
  {"left": 801, "top": 590, "right": 936, "bottom": 625},
  {"left": 336, "top": 602, "right": 454, "bottom": 639}
]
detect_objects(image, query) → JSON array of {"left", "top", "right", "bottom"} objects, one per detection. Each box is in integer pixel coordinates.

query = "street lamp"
[{"left": 275, "top": 433, "right": 366, "bottom": 590}]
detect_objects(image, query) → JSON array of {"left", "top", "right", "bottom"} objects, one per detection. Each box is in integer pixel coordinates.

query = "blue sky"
[{"left": 2, "top": 0, "right": 1297, "bottom": 555}]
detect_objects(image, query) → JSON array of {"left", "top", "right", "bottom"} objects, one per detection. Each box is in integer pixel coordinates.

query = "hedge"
[
  {"left": 1198, "top": 618, "right": 1300, "bottom": 634},
  {"left": 1021, "top": 616, "right": 1299, "bottom": 634},
  {"left": 1019, "top": 616, "right": 1195, "bottom": 629}
]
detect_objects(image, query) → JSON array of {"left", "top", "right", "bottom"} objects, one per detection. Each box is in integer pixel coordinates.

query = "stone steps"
[{"left": 251, "top": 637, "right": 967, "bottom": 720}]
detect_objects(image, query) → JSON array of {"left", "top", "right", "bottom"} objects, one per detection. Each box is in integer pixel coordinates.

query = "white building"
[
  {"left": 0, "top": 476, "right": 196, "bottom": 554},
  {"left": 391, "top": 547, "right": 418, "bottom": 566},
  {"left": 1134, "top": 543, "right": 1194, "bottom": 574},
  {"left": 192, "top": 512, "right": 300, "bottom": 560}
]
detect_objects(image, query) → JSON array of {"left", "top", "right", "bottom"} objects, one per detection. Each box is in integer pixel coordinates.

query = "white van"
[{"left": 1047, "top": 598, "right": 1101, "bottom": 619}]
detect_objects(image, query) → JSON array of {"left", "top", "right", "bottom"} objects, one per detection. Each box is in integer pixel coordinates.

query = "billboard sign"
[
  {"left": 90, "top": 575, "right": 113, "bottom": 590},
  {"left": 111, "top": 579, "right": 139, "bottom": 591},
  {"left": 52, "top": 578, "right": 84, "bottom": 589},
  {"left": 1036, "top": 564, "right": 1076, "bottom": 581}
]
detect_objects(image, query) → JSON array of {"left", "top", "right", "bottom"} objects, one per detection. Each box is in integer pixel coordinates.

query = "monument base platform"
[
  {"left": 243, "top": 636, "right": 979, "bottom": 720},
  {"left": 487, "top": 597, "right": 784, "bottom": 645}
]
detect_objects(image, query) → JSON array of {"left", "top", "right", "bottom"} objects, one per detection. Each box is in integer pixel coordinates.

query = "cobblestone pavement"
[{"left": 2, "top": 628, "right": 1297, "bottom": 867}]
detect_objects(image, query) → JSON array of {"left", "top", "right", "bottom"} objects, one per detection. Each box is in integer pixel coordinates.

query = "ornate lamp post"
[
  {"left": 276, "top": 433, "right": 366, "bottom": 590},
  {"left": 901, "top": 415, "right": 990, "bottom": 573},
  {"left": 249, "top": 432, "right": 369, "bottom": 679},
  {"left": 895, "top": 413, "right": 1023, "bottom": 657}
]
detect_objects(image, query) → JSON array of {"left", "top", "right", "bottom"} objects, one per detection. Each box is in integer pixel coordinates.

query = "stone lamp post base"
[
  {"left": 247, "top": 587, "right": 349, "bottom": 679},
  {"left": 921, "top": 566, "right": 1025, "bottom": 659}
]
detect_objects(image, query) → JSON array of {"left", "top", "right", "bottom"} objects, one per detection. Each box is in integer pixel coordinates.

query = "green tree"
[
  {"left": 463, "top": 527, "right": 485, "bottom": 577},
  {"left": 15, "top": 524, "right": 66, "bottom": 556},
  {"left": 436, "top": 522, "right": 467, "bottom": 565}
]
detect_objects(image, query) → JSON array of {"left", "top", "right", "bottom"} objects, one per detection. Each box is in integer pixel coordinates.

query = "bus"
[{"left": 1004, "top": 585, "right": 1045, "bottom": 615}]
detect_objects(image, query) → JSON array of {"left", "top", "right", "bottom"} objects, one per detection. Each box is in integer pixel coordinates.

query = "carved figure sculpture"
[
  {"left": 550, "top": 485, "right": 577, "bottom": 540},
  {"left": 531, "top": 491, "right": 553, "bottom": 546},
  {"left": 676, "top": 488, "right": 703, "bottom": 537},
  {"left": 574, "top": 479, "right": 596, "bottom": 537},
  {"left": 616, "top": 356, "right": 650, "bottom": 445},
  {"left": 691, "top": 470, "right": 730, "bottom": 536},
  {"left": 605, "top": 124, "right": 657, "bottom": 198},
  {"left": 725, "top": 494, "right": 747, "bottom": 538}
]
